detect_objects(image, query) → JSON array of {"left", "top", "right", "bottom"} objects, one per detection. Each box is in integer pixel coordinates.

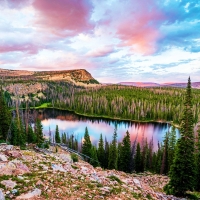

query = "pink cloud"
[
  {"left": 105, "top": 0, "right": 165, "bottom": 55},
  {"left": 33, "top": 0, "right": 94, "bottom": 35},
  {"left": 86, "top": 46, "right": 114, "bottom": 57},
  {"left": 0, "top": 43, "right": 38, "bottom": 54}
]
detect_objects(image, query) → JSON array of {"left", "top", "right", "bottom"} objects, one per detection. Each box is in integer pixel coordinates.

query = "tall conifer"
[
  {"left": 0, "top": 88, "right": 11, "bottom": 142},
  {"left": 196, "top": 125, "right": 200, "bottom": 191},
  {"left": 135, "top": 143, "right": 142, "bottom": 173},
  {"left": 82, "top": 127, "right": 92, "bottom": 158},
  {"left": 97, "top": 134, "right": 105, "bottom": 167},
  {"left": 120, "top": 131, "right": 131, "bottom": 173},
  {"left": 108, "top": 127, "right": 118, "bottom": 169},
  {"left": 164, "top": 77, "right": 196, "bottom": 196},
  {"left": 55, "top": 125, "right": 61, "bottom": 143},
  {"left": 35, "top": 119, "right": 44, "bottom": 146}
]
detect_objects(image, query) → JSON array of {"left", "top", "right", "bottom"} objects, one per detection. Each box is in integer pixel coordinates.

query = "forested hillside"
[
  {"left": 2, "top": 81, "right": 200, "bottom": 124},
  {"left": 44, "top": 83, "right": 200, "bottom": 124}
]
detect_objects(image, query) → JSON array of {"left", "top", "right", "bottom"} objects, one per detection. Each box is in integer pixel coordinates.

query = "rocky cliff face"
[{"left": 0, "top": 68, "right": 99, "bottom": 85}]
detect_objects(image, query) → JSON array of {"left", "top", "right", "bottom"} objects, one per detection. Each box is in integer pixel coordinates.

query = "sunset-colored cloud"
[
  {"left": 102, "top": 0, "right": 165, "bottom": 55},
  {"left": 86, "top": 46, "right": 115, "bottom": 57},
  {"left": 33, "top": 0, "right": 94, "bottom": 35},
  {"left": 0, "top": 43, "right": 38, "bottom": 54}
]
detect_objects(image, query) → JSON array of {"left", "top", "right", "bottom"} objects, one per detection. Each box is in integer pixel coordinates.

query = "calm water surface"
[{"left": 35, "top": 109, "right": 179, "bottom": 148}]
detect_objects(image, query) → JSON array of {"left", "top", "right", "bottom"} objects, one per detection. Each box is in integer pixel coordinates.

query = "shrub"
[{"left": 71, "top": 153, "right": 79, "bottom": 162}]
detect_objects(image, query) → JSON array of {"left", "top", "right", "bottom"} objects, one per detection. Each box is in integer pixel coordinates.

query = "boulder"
[
  {"left": 0, "top": 189, "right": 5, "bottom": 200},
  {"left": 0, "top": 154, "right": 7, "bottom": 161},
  {"left": 1, "top": 180, "right": 17, "bottom": 189},
  {"left": 0, "top": 162, "right": 16, "bottom": 175},
  {"left": 51, "top": 164, "right": 66, "bottom": 172},
  {"left": 5, "top": 150, "right": 22, "bottom": 158},
  {"left": 59, "top": 153, "right": 72, "bottom": 163},
  {"left": 0, "top": 144, "right": 13, "bottom": 151},
  {"left": 16, "top": 188, "right": 41, "bottom": 199},
  {"left": 133, "top": 178, "right": 142, "bottom": 188},
  {"left": 14, "top": 163, "right": 30, "bottom": 175}
]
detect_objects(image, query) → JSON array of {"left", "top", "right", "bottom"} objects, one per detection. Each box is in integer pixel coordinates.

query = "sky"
[{"left": 0, "top": 0, "right": 200, "bottom": 83}]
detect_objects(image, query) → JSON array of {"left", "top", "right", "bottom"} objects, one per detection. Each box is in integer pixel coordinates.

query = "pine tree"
[
  {"left": 82, "top": 127, "right": 92, "bottom": 159},
  {"left": 62, "top": 132, "right": 67, "bottom": 144},
  {"left": 90, "top": 146, "right": 99, "bottom": 167},
  {"left": 104, "top": 137, "right": 110, "bottom": 168},
  {"left": 156, "top": 142, "right": 163, "bottom": 174},
  {"left": 164, "top": 77, "right": 196, "bottom": 196},
  {"left": 10, "top": 120, "right": 18, "bottom": 145},
  {"left": 120, "top": 131, "right": 131, "bottom": 173},
  {"left": 10, "top": 119, "right": 26, "bottom": 148},
  {"left": 108, "top": 126, "right": 118, "bottom": 169},
  {"left": 55, "top": 125, "right": 61, "bottom": 143},
  {"left": 35, "top": 119, "right": 44, "bottom": 146},
  {"left": 0, "top": 88, "right": 11, "bottom": 142},
  {"left": 168, "top": 126, "right": 177, "bottom": 171},
  {"left": 135, "top": 143, "right": 142, "bottom": 173},
  {"left": 160, "top": 132, "right": 169, "bottom": 175},
  {"left": 97, "top": 134, "right": 105, "bottom": 168},
  {"left": 27, "top": 125, "right": 36, "bottom": 144},
  {"left": 117, "top": 142, "right": 122, "bottom": 170},
  {"left": 196, "top": 125, "right": 200, "bottom": 191}
]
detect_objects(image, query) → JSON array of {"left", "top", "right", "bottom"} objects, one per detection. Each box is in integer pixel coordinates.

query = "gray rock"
[
  {"left": 0, "top": 154, "right": 7, "bottom": 162},
  {"left": 51, "top": 164, "right": 66, "bottom": 172},
  {"left": 1, "top": 180, "right": 17, "bottom": 189},
  {"left": 133, "top": 178, "right": 142, "bottom": 188},
  {"left": 11, "top": 189, "right": 18, "bottom": 194},
  {"left": 16, "top": 188, "right": 41, "bottom": 199},
  {"left": 0, "top": 189, "right": 5, "bottom": 200}
]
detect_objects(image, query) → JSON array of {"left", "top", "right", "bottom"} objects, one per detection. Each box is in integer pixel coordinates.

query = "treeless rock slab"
[
  {"left": 14, "top": 163, "right": 30, "bottom": 175},
  {"left": 16, "top": 188, "right": 41, "bottom": 200},
  {"left": 1, "top": 180, "right": 17, "bottom": 189}
]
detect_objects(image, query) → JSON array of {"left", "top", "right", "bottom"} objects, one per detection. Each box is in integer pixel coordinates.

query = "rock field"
[{"left": 0, "top": 144, "right": 185, "bottom": 200}]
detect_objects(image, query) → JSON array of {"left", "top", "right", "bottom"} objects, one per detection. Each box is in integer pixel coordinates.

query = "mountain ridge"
[
  {"left": 0, "top": 68, "right": 99, "bottom": 85},
  {"left": 118, "top": 81, "right": 200, "bottom": 89}
]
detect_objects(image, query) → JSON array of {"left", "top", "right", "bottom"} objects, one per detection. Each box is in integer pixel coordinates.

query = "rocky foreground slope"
[{"left": 0, "top": 144, "right": 184, "bottom": 200}]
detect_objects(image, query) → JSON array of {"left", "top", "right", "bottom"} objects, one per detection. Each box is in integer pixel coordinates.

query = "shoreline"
[{"left": 24, "top": 104, "right": 181, "bottom": 128}]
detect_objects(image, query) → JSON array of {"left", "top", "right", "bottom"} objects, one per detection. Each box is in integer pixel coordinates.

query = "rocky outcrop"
[
  {"left": 0, "top": 68, "right": 99, "bottom": 85},
  {"left": 0, "top": 144, "right": 185, "bottom": 200}
]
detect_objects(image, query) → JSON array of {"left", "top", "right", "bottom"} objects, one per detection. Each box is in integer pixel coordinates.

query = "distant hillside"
[
  {"left": 118, "top": 82, "right": 160, "bottom": 87},
  {"left": 0, "top": 68, "right": 99, "bottom": 86},
  {"left": 118, "top": 82, "right": 200, "bottom": 89},
  {"left": 163, "top": 82, "right": 200, "bottom": 89}
]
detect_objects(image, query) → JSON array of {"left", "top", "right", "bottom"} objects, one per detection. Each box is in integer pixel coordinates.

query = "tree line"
[
  {"left": 3, "top": 80, "right": 200, "bottom": 125},
  {"left": 43, "top": 82, "right": 200, "bottom": 124}
]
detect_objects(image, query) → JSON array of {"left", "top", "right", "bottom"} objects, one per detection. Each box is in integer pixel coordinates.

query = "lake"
[{"left": 34, "top": 108, "right": 179, "bottom": 149}]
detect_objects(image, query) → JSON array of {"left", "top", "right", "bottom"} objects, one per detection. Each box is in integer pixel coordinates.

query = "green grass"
[
  {"left": 186, "top": 191, "right": 200, "bottom": 199},
  {"left": 33, "top": 103, "right": 51, "bottom": 109},
  {"left": 108, "top": 175, "right": 123, "bottom": 185}
]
